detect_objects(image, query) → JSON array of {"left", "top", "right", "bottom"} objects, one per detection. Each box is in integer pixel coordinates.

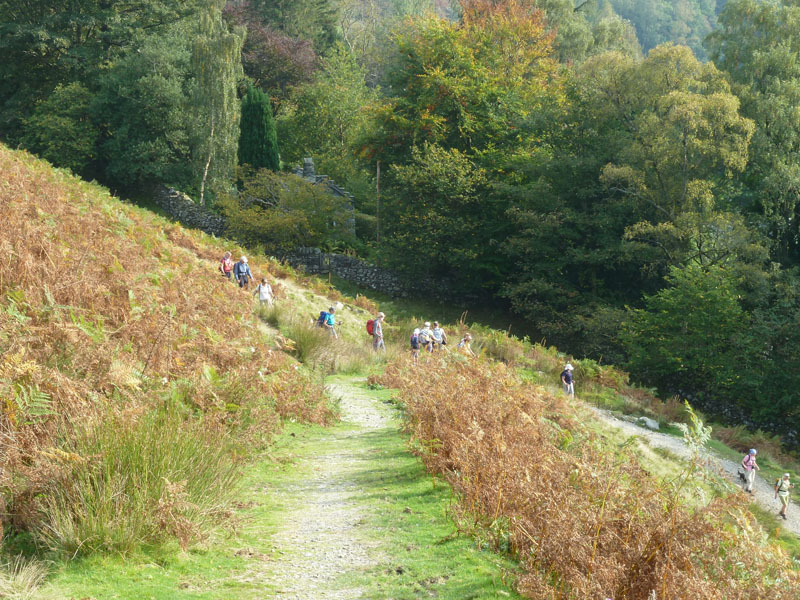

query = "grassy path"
[{"left": 39, "top": 376, "right": 522, "bottom": 599}]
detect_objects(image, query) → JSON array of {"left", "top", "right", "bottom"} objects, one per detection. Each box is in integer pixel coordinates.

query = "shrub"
[
  {"left": 281, "top": 318, "right": 334, "bottom": 364},
  {"left": 36, "top": 405, "right": 238, "bottom": 556}
]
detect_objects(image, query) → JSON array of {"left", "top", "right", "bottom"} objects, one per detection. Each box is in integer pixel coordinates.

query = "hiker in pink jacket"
[{"left": 741, "top": 449, "right": 760, "bottom": 494}]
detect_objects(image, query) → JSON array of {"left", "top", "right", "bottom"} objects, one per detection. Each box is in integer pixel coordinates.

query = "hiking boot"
[{"left": 781, "top": 513, "right": 787, "bottom": 520}]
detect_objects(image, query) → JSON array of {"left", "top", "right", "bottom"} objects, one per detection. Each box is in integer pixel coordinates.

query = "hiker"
[
  {"left": 317, "top": 306, "right": 337, "bottom": 338},
  {"left": 419, "top": 322, "right": 434, "bottom": 353},
  {"left": 561, "top": 363, "right": 575, "bottom": 397},
  {"left": 233, "top": 256, "right": 253, "bottom": 289},
  {"left": 219, "top": 251, "right": 234, "bottom": 280},
  {"left": 253, "top": 278, "right": 274, "bottom": 306},
  {"left": 432, "top": 321, "right": 447, "bottom": 351},
  {"left": 741, "top": 449, "right": 760, "bottom": 494},
  {"left": 372, "top": 312, "right": 385, "bottom": 352},
  {"left": 456, "top": 333, "right": 475, "bottom": 357},
  {"left": 410, "top": 328, "right": 421, "bottom": 364},
  {"left": 775, "top": 473, "right": 795, "bottom": 520}
]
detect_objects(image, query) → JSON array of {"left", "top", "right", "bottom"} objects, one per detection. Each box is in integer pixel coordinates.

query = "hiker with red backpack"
[
  {"left": 368, "top": 312, "right": 385, "bottom": 352},
  {"left": 219, "top": 251, "right": 234, "bottom": 280}
]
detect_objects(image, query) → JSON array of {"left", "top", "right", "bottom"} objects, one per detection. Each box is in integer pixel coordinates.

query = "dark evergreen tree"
[{"left": 239, "top": 86, "right": 280, "bottom": 171}]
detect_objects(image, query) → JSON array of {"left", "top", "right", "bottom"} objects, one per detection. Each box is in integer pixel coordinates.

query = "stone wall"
[
  {"left": 153, "top": 186, "right": 226, "bottom": 237},
  {"left": 285, "top": 247, "right": 410, "bottom": 297},
  {"left": 151, "top": 187, "right": 411, "bottom": 297}
]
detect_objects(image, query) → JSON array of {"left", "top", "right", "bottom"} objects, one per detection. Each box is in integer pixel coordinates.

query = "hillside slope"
[{"left": 0, "top": 144, "right": 353, "bottom": 557}]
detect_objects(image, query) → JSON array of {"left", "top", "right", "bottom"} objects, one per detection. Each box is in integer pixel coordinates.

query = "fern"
[{"left": 13, "top": 384, "right": 54, "bottom": 425}]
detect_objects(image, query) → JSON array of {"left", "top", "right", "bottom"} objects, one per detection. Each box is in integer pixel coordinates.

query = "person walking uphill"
[
  {"left": 372, "top": 312, "right": 385, "bottom": 352},
  {"left": 561, "top": 363, "right": 575, "bottom": 397},
  {"left": 233, "top": 256, "right": 253, "bottom": 289},
  {"left": 775, "top": 473, "right": 795, "bottom": 520},
  {"left": 318, "top": 306, "right": 337, "bottom": 338},
  {"left": 741, "top": 449, "right": 760, "bottom": 494}
]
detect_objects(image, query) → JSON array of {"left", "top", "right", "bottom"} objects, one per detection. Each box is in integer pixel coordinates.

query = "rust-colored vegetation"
[
  {"left": 378, "top": 357, "right": 799, "bottom": 599},
  {"left": 0, "top": 147, "right": 334, "bottom": 554}
]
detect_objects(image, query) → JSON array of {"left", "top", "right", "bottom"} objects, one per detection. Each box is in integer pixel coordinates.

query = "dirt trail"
[
  {"left": 591, "top": 406, "right": 800, "bottom": 537},
  {"left": 265, "top": 381, "right": 389, "bottom": 599}
]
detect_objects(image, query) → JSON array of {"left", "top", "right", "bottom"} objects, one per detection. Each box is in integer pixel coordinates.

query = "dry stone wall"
[
  {"left": 285, "top": 247, "right": 410, "bottom": 297},
  {"left": 152, "top": 186, "right": 411, "bottom": 297},
  {"left": 153, "top": 186, "right": 226, "bottom": 237}
]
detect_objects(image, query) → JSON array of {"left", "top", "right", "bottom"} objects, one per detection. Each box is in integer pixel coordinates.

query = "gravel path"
[
  {"left": 590, "top": 406, "right": 800, "bottom": 537},
  {"left": 265, "top": 381, "right": 390, "bottom": 599}
]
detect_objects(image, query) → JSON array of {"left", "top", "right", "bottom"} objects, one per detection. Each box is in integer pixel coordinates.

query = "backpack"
[
  {"left": 366, "top": 319, "right": 375, "bottom": 335},
  {"left": 418, "top": 330, "right": 429, "bottom": 343},
  {"left": 316, "top": 311, "right": 328, "bottom": 327},
  {"left": 410, "top": 333, "right": 419, "bottom": 347}
]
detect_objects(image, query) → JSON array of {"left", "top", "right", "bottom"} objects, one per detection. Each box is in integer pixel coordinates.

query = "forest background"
[{"left": 2, "top": 0, "right": 799, "bottom": 447}]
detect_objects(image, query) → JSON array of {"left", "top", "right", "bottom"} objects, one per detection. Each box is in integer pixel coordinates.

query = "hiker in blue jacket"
[
  {"left": 233, "top": 256, "right": 253, "bottom": 289},
  {"left": 323, "top": 306, "right": 337, "bottom": 338}
]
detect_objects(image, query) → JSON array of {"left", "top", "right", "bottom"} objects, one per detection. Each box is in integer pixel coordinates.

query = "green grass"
[
  {"left": 39, "top": 377, "right": 524, "bottom": 599},
  {"left": 38, "top": 402, "right": 239, "bottom": 557}
]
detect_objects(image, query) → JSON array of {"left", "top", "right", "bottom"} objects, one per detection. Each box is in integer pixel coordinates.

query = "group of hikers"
[
  {"left": 219, "top": 251, "right": 275, "bottom": 305},
  {"left": 740, "top": 449, "right": 795, "bottom": 520},
  {"left": 408, "top": 321, "right": 476, "bottom": 364},
  {"left": 217, "top": 252, "right": 797, "bottom": 521}
]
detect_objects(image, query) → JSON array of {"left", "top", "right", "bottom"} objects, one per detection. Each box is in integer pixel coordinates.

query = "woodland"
[{"left": 2, "top": 0, "right": 799, "bottom": 445}]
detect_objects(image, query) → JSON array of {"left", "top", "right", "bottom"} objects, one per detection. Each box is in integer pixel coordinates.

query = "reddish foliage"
[
  {"left": 225, "top": 1, "right": 318, "bottom": 100},
  {"left": 380, "top": 358, "right": 799, "bottom": 599}
]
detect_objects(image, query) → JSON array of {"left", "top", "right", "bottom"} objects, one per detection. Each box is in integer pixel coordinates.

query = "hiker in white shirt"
[{"left": 253, "top": 278, "right": 274, "bottom": 306}]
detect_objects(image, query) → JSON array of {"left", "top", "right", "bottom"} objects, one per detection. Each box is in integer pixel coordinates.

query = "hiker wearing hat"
[
  {"left": 561, "top": 363, "right": 575, "bottom": 397},
  {"left": 253, "top": 277, "right": 274, "bottom": 306},
  {"left": 741, "top": 449, "right": 760, "bottom": 494},
  {"left": 373, "top": 312, "right": 386, "bottom": 352},
  {"left": 456, "top": 333, "right": 475, "bottom": 357},
  {"left": 775, "top": 473, "right": 795, "bottom": 520},
  {"left": 233, "top": 256, "right": 253, "bottom": 289},
  {"left": 419, "top": 322, "right": 435, "bottom": 353}
]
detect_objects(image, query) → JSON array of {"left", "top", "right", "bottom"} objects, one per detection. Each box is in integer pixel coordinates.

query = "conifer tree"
[{"left": 239, "top": 86, "right": 280, "bottom": 171}]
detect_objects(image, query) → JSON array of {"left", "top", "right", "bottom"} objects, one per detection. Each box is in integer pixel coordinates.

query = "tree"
[
  {"left": 192, "top": 0, "right": 244, "bottom": 204},
  {"left": 706, "top": 0, "right": 800, "bottom": 264},
  {"left": 94, "top": 29, "right": 196, "bottom": 192},
  {"left": 243, "top": 0, "right": 339, "bottom": 53},
  {"left": 361, "top": 1, "right": 564, "bottom": 291},
  {"left": 278, "top": 46, "right": 376, "bottom": 167},
  {"left": 224, "top": 2, "right": 318, "bottom": 104},
  {"left": 502, "top": 45, "right": 755, "bottom": 360},
  {"left": 22, "top": 83, "right": 98, "bottom": 176},
  {"left": 622, "top": 263, "right": 752, "bottom": 402},
  {"left": 218, "top": 168, "right": 355, "bottom": 251},
  {"left": 239, "top": 87, "right": 280, "bottom": 171},
  {"left": 0, "top": 0, "right": 196, "bottom": 144}
]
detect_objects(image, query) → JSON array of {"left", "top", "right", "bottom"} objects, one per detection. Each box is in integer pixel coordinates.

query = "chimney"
[{"left": 303, "top": 157, "right": 315, "bottom": 179}]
